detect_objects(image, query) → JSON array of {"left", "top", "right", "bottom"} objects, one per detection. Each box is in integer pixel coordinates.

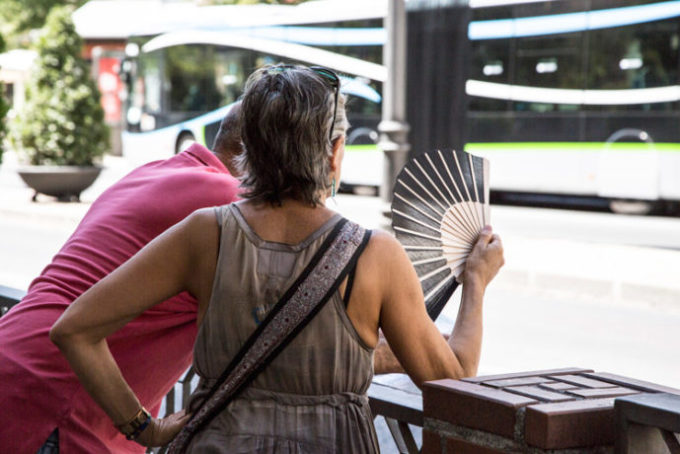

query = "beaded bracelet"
[{"left": 117, "top": 407, "right": 152, "bottom": 440}]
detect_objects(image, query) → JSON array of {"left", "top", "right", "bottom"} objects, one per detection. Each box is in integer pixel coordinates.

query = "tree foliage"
[
  {"left": 0, "top": 33, "right": 8, "bottom": 164},
  {"left": 0, "top": 0, "right": 87, "bottom": 36},
  {"left": 14, "top": 6, "right": 108, "bottom": 166}
]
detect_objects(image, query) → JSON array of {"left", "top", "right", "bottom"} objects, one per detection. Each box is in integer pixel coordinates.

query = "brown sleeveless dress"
[{"left": 186, "top": 204, "right": 379, "bottom": 453}]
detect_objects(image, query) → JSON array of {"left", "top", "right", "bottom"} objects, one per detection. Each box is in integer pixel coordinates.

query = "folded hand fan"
[{"left": 391, "top": 149, "right": 490, "bottom": 320}]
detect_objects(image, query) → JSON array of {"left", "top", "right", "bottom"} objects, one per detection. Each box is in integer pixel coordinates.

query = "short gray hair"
[{"left": 237, "top": 64, "right": 348, "bottom": 206}]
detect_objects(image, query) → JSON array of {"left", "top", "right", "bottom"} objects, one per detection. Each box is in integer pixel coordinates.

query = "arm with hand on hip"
[{"left": 50, "top": 209, "right": 219, "bottom": 447}]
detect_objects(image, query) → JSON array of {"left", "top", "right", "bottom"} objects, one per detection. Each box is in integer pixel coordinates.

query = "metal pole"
[{"left": 379, "top": 0, "right": 410, "bottom": 204}]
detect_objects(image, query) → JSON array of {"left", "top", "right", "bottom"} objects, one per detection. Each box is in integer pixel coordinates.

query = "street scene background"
[
  {"left": 2, "top": 149, "right": 679, "bottom": 389},
  {"left": 2, "top": 1, "right": 680, "bottom": 451}
]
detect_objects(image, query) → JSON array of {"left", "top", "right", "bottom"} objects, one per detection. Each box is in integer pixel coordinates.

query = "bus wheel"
[{"left": 176, "top": 132, "right": 196, "bottom": 154}]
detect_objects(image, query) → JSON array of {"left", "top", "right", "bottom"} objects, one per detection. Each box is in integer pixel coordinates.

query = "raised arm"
[
  {"left": 49, "top": 208, "right": 219, "bottom": 447},
  {"left": 376, "top": 226, "right": 503, "bottom": 385}
]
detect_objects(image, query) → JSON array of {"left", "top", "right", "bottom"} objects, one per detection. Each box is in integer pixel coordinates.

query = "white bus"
[{"left": 119, "top": 0, "right": 386, "bottom": 189}]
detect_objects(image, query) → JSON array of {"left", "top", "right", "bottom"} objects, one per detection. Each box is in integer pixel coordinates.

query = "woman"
[{"left": 51, "top": 64, "right": 504, "bottom": 452}]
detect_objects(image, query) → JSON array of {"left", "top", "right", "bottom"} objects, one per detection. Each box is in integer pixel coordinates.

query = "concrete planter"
[{"left": 17, "top": 165, "right": 102, "bottom": 202}]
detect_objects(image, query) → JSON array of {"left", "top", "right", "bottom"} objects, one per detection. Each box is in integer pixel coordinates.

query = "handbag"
[{"left": 166, "top": 218, "right": 371, "bottom": 453}]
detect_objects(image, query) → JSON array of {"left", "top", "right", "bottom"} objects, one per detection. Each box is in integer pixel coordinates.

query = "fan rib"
[
  {"left": 443, "top": 257, "right": 468, "bottom": 269},
  {"left": 455, "top": 152, "right": 476, "bottom": 203},
  {"left": 483, "top": 159, "right": 491, "bottom": 226},
  {"left": 396, "top": 179, "right": 445, "bottom": 217},
  {"left": 442, "top": 202, "right": 479, "bottom": 240},
  {"left": 411, "top": 256, "right": 447, "bottom": 267},
  {"left": 418, "top": 264, "right": 451, "bottom": 283},
  {"left": 414, "top": 160, "right": 451, "bottom": 208},
  {"left": 425, "top": 153, "right": 457, "bottom": 205},
  {"left": 467, "top": 154, "right": 480, "bottom": 204},
  {"left": 437, "top": 150, "right": 465, "bottom": 202},
  {"left": 394, "top": 193, "right": 444, "bottom": 226},
  {"left": 403, "top": 245, "right": 443, "bottom": 252},
  {"left": 441, "top": 252, "right": 473, "bottom": 266},
  {"left": 440, "top": 227, "right": 475, "bottom": 248},
  {"left": 453, "top": 152, "right": 482, "bottom": 230},
  {"left": 442, "top": 253, "right": 466, "bottom": 266},
  {"left": 392, "top": 209, "right": 441, "bottom": 234},
  {"left": 468, "top": 154, "right": 485, "bottom": 226},
  {"left": 442, "top": 245, "right": 472, "bottom": 253},
  {"left": 442, "top": 254, "right": 470, "bottom": 265},
  {"left": 437, "top": 151, "right": 478, "bottom": 234},
  {"left": 445, "top": 257, "right": 468, "bottom": 271},
  {"left": 404, "top": 168, "right": 448, "bottom": 213},
  {"left": 393, "top": 226, "right": 441, "bottom": 243},
  {"left": 424, "top": 274, "right": 455, "bottom": 302},
  {"left": 441, "top": 222, "right": 474, "bottom": 243},
  {"left": 425, "top": 152, "right": 479, "bottom": 243},
  {"left": 441, "top": 208, "right": 477, "bottom": 243}
]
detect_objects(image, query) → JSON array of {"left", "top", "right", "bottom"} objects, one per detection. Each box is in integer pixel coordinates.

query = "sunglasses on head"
[{"left": 266, "top": 65, "right": 340, "bottom": 143}]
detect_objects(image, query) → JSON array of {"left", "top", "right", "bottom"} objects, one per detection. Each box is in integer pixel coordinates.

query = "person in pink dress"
[{"left": 0, "top": 105, "right": 243, "bottom": 453}]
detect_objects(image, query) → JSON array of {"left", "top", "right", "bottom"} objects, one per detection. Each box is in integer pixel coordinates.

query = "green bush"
[
  {"left": 14, "top": 6, "right": 108, "bottom": 166},
  {"left": 0, "top": 33, "right": 8, "bottom": 164}
]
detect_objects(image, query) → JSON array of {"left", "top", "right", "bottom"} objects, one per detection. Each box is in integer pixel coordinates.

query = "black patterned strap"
[{"left": 167, "top": 219, "right": 371, "bottom": 453}]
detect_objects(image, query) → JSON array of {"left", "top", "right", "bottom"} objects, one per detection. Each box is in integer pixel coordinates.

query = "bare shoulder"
[
  {"left": 359, "top": 229, "right": 418, "bottom": 295},
  {"left": 184, "top": 207, "right": 219, "bottom": 228},
  {"left": 166, "top": 208, "right": 221, "bottom": 262},
  {"left": 363, "top": 229, "right": 404, "bottom": 257},
  {"left": 362, "top": 229, "right": 411, "bottom": 269},
  {"left": 180, "top": 208, "right": 222, "bottom": 309},
  {"left": 175, "top": 208, "right": 218, "bottom": 238}
]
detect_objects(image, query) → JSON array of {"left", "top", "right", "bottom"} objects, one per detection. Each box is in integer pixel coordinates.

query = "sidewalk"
[{"left": 1, "top": 150, "right": 679, "bottom": 313}]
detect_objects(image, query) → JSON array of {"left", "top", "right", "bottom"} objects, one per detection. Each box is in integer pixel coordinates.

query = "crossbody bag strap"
[{"left": 167, "top": 218, "right": 371, "bottom": 453}]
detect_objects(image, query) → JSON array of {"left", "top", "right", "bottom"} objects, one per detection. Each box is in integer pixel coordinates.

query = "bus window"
[
  {"left": 469, "top": 39, "right": 510, "bottom": 112},
  {"left": 214, "top": 48, "right": 248, "bottom": 106},
  {"left": 139, "top": 50, "right": 162, "bottom": 115},
  {"left": 166, "top": 45, "right": 222, "bottom": 117},
  {"left": 513, "top": 33, "right": 583, "bottom": 113},
  {"left": 586, "top": 18, "right": 679, "bottom": 112}
]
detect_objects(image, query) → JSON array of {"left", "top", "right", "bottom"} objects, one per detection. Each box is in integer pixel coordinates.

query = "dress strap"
[
  {"left": 343, "top": 261, "right": 358, "bottom": 308},
  {"left": 343, "top": 229, "right": 371, "bottom": 307}
]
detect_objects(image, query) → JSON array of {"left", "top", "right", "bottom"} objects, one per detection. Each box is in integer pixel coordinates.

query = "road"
[{"left": 1, "top": 161, "right": 679, "bottom": 392}]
